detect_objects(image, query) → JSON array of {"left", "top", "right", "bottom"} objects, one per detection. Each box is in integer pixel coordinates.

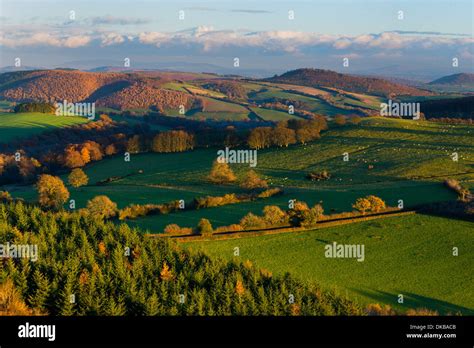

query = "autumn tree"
[
  {"left": 68, "top": 168, "right": 88, "bottom": 188},
  {"left": 64, "top": 147, "right": 85, "bottom": 169},
  {"left": 353, "top": 197, "right": 371, "bottom": 214},
  {"left": 208, "top": 160, "right": 236, "bottom": 184},
  {"left": 247, "top": 127, "right": 272, "bottom": 149},
  {"left": 36, "top": 174, "right": 70, "bottom": 209},
  {"left": 152, "top": 130, "right": 194, "bottom": 153},
  {"left": 197, "top": 218, "right": 213, "bottom": 236},
  {"left": 366, "top": 195, "right": 386, "bottom": 212},
  {"left": 262, "top": 205, "right": 287, "bottom": 226},
  {"left": 272, "top": 126, "right": 296, "bottom": 147},
  {"left": 86, "top": 195, "right": 117, "bottom": 218},
  {"left": 240, "top": 170, "right": 268, "bottom": 190}
]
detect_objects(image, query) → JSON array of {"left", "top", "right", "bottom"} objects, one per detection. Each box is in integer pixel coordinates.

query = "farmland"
[
  {"left": 0, "top": 111, "right": 89, "bottom": 143},
  {"left": 8, "top": 117, "right": 471, "bottom": 233},
  {"left": 184, "top": 214, "right": 474, "bottom": 315}
]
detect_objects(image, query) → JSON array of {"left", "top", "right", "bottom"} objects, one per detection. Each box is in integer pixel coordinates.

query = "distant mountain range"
[
  {"left": 3, "top": 68, "right": 473, "bottom": 115},
  {"left": 266, "top": 68, "right": 433, "bottom": 97}
]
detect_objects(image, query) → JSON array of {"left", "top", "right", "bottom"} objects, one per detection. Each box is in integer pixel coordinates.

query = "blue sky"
[{"left": 1, "top": 0, "right": 473, "bottom": 79}]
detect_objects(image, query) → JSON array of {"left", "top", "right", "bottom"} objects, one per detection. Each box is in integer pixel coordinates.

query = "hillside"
[
  {"left": 0, "top": 200, "right": 361, "bottom": 316},
  {"left": 266, "top": 69, "right": 433, "bottom": 97},
  {"left": 429, "top": 73, "right": 474, "bottom": 85},
  {"left": 0, "top": 70, "right": 195, "bottom": 111}
]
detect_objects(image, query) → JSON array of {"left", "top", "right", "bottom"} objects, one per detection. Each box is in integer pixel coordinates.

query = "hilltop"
[
  {"left": 0, "top": 69, "right": 195, "bottom": 111},
  {"left": 265, "top": 68, "right": 433, "bottom": 97},
  {"left": 429, "top": 73, "right": 474, "bottom": 86}
]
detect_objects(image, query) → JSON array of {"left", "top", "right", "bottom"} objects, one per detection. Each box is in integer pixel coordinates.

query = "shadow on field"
[{"left": 352, "top": 288, "right": 474, "bottom": 315}]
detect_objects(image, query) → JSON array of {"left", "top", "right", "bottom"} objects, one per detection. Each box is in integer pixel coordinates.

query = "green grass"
[
  {"left": 0, "top": 112, "right": 89, "bottom": 143},
  {"left": 7, "top": 117, "right": 472, "bottom": 233},
  {"left": 250, "top": 107, "right": 301, "bottom": 121},
  {"left": 250, "top": 87, "right": 352, "bottom": 115},
  {"left": 184, "top": 214, "right": 474, "bottom": 315}
]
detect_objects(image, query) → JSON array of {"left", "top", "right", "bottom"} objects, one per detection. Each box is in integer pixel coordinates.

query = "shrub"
[
  {"left": 406, "top": 308, "right": 439, "bottom": 316},
  {"left": 86, "top": 195, "right": 117, "bottom": 219},
  {"left": 352, "top": 197, "right": 371, "bottom": 214},
  {"left": 240, "top": 170, "right": 268, "bottom": 190},
  {"left": 240, "top": 213, "right": 266, "bottom": 230},
  {"left": 257, "top": 188, "right": 283, "bottom": 198},
  {"left": 365, "top": 303, "right": 396, "bottom": 316},
  {"left": 262, "top": 205, "right": 288, "bottom": 226},
  {"left": 366, "top": 195, "right": 386, "bottom": 212},
  {"left": 208, "top": 160, "right": 236, "bottom": 184},
  {"left": 197, "top": 218, "right": 213, "bottom": 236}
]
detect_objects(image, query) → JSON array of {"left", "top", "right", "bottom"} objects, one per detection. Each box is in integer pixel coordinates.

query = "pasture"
[
  {"left": 0, "top": 111, "right": 89, "bottom": 143},
  {"left": 184, "top": 214, "right": 474, "bottom": 315}
]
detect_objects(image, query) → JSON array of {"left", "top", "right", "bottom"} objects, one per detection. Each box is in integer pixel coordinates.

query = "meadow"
[
  {"left": 8, "top": 117, "right": 471, "bottom": 233},
  {"left": 184, "top": 214, "right": 474, "bottom": 315},
  {"left": 0, "top": 112, "right": 89, "bottom": 143}
]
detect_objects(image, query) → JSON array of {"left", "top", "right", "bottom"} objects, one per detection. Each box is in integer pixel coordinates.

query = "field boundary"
[{"left": 146, "top": 209, "right": 417, "bottom": 242}]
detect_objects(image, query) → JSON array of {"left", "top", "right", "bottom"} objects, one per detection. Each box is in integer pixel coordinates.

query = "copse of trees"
[
  {"left": 0, "top": 200, "right": 362, "bottom": 315},
  {"left": 14, "top": 102, "right": 55, "bottom": 114},
  {"left": 152, "top": 130, "right": 194, "bottom": 153},
  {"left": 247, "top": 117, "right": 327, "bottom": 149}
]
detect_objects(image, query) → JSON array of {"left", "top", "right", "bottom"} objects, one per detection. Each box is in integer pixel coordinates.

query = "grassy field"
[
  {"left": 8, "top": 117, "right": 471, "bottom": 233},
  {"left": 184, "top": 214, "right": 474, "bottom": 315},
  {"left": 0, "top": 112, "right": 89, "bottom": 142}
]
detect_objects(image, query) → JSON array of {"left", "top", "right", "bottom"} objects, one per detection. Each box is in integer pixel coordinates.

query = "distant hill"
[
  {"left": 429, "top": 73, "right": 474, "bottom": 86},
  {"left": 0, "top": 70, "right": 195, "bottom": 111},
  {"left": 265, "top": 68, "right": 433, "bottom": 97}
]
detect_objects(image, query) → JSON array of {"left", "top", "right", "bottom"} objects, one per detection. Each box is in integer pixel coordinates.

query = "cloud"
[
  {"left": 101, "top": 33, "right": 126, "bottom": 46},
  {"left": 1, "top": 26, "right": 472, "bottom": 60}
]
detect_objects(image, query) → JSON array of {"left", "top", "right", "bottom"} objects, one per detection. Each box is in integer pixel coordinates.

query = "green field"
[
  {"left": 0, "top": 112, "right": 89, "bottom": 142},
  {"left": 184, "top": 214, "right": 474, "bottom": 315},
  {"left": 7, "top": 117, "right": 472, "bottom": 233}
]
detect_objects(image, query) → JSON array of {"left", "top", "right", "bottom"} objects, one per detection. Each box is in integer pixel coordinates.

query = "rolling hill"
[
  {"left": 0, "top": 69, "right": 195, "bottom": 111},
  {"left": 266, "top": 68, "right": 433, "bottom": 97},
  {"left": 429, "top": 73, "right": 474, "bottom": 86}
]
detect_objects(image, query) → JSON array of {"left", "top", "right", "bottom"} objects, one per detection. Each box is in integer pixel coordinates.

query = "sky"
[{"left": 0, "top": 0, "right": 473, "bottom": 80}]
